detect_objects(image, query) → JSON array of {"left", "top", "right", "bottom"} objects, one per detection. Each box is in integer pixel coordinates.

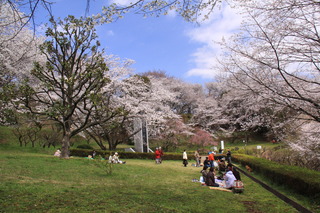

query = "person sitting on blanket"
[
  {"left": 206, "top": 167, "right": 219, "bottom": 187},
  {"left": 112, "top": 152, "right": 126, "bottom": 164},
  {"left": 218, "top": 159, "right": 226, "bottom": 172},
  {"left": 108, "top": 153, "right": 114, "bottom": 163},
  {"left": 203, "top": 157, "right": 210, "bottom": 167},
  {"left": 232, "top": 166, "right": 241, "bottom": 181},
  {"left": 224, "top": 164, "right": 237, "bottom": 189},
  {"left": 226, "top": 163, "right": 241, "bottom": 180},
  {"left": 200, "top": 165, "right": 208, "bottom": 183},
  {"left": 54, "top": 148, "right": 61, "bottom": 157}
]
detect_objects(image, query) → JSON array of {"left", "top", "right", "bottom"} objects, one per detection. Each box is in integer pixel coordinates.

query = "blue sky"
[{"left": 34, "top": 0, "right": 242, "bottom": 85}]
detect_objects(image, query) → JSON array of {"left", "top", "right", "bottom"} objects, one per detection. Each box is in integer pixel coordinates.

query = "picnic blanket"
[{"left": 209, "top": 187, "right": 232, "bottom": 192}]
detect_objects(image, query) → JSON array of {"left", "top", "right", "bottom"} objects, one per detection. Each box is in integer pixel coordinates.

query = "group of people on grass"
[
  {"left": 182, "top": 149, "right": 226, "bottom": 168},
  {"left": 196, "top": 150, "right": 242, "bottom": 190},
  {"left": 200, "top": 163, "right": 241, "bottom": 189}
]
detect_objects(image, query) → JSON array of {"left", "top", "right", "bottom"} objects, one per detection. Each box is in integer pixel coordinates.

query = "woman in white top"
[
  {"left": 113, "top": 152, "right": 121, "bottom": 163},
  {"left": 224, "top": 165, "right": 237, "bottom": 189},
  {"left": 54, "top": 149, "right": 61, "bottom": 157},
  {"left": 112, "top": 152, "right": 126, "bottom": 164},
  {"left": 182, "top": 150, "right": 188, "bottom": 167}
]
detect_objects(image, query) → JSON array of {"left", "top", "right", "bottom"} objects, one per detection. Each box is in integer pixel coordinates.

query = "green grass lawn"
[
  {"left": 1, "top": 148, "right": 308, "bottom": 213},
  {"left": 0, "top": 125, "right": 317, "bottom": 213}
]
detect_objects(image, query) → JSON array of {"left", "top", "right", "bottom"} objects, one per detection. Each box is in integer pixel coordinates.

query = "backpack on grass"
[{"left": 232, "top": 180, "right": 244, "bottom": 193}]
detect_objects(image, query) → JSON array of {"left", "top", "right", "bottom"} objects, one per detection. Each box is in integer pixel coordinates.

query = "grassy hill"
[
  {"left": 1, "top": 126, "right": 319, "bottom": 212},
  {"left": 0, "top": 152, "right": 309, "bottom": 212}
]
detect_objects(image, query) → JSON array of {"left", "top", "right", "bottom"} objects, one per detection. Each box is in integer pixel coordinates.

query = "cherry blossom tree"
[
  {"left": 218, "top": 75, "right": 298, "bottom": 142},
  {"left": 84, "top": 69, "right": 152, "bottom": 151},
  {"left": 140, "top": 72, "right": 184, "bottom": 135},
  {"left": 83, "top": 63, "right": 181, "bottom": 151},
  {"left": 3, "top": 0, "right": 53, "bottom": 29},
  {"left": 102, "top": 0, "right": 223, "bottom": 22},
  {"left": 219, "top": 0, "right": 320, "bottom": 124},
  {"left": 191, "top": 75, "right": 299, "bottom": 143},
  {"left": 6, "top": 0, "right": 225, "bottom": 25},
  {"left": 191, "top": 96, "right": 219, "bottom": 129},
  {"left": 0, "top": 2, "right": 45, "bottom": 124},
  {"left": 142, "top": 71, "right": 205, "bottom": 119},
  {"left": 155, "top": 118, "right": 193, "bottom": 151},
  {"left": 190, "top": 128, "right": 217, "bottom": 147},
  {"left": 216, "top": 0, "right": 320, "bottom": 151}
]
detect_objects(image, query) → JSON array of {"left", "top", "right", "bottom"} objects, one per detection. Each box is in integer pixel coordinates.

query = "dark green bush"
[
  {"left": 233, "top": 154, "right": 320, "bottom": 202},
  {"left": 70, "top": 149, "right": 198, "bottom": 161},
  {"left": 76, "top": 144, "right": 94, "bottom": 150},
  {"left": 71, "top": 148, "right": 93, "bottom": 157}
]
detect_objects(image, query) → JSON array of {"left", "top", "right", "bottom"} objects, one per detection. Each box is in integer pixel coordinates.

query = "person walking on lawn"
[{"left": 183, "top": 150, "right": 188, "bottom": 167}]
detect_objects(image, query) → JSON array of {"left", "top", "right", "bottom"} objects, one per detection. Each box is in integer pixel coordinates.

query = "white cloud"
[
  {"left": 36, "top": 23, "right": 47, "bottom": 36},
  {"left": 186, "top": 4, "right": 243, "bottom": 80},
  {"left": 166, "top": 8, "right": 177, "bottom": 18},
  {"left": 106, "top": 30, "right": 115, "bottom": 36},
  {"left": 110, "top": 0, "right": 133, "bottom": 6}
]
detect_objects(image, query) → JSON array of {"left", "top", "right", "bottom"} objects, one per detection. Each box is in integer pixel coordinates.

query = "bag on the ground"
[
  {"left": 232, "top": 180, "right": 244, "bottom": 193},
  {"left": 213, "top": 161, "right": 218, "bottom": 167}
]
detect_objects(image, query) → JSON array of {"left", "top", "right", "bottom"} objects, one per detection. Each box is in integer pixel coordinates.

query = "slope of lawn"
[
  {"left": 1, "top": 150, "right": 311, "bottom": 213},
  {"left": 0, "top": 126, "right": 318, "bottom": 212}
]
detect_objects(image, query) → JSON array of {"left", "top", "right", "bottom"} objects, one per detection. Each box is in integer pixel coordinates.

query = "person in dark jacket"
[
  {"left": 206, "top": 167, "right": 219, "bottom": 187},
  {"left": 200, "top": 165, "right": 208, "bottom": 183},
  {"left": 159, "top": 147, "right": 164, "bottom": 163},
  {"left": 203, "top": 157, "right": 210, "bottom": 167},
  {"left": 232, "top": 167, "right": 241, "bottom": 181},
  {"left": 218, "top": 159, "right": 226, "bottom": 172},
  {"left": 226, "top": 150, "right": 232, "bottom": 163}
]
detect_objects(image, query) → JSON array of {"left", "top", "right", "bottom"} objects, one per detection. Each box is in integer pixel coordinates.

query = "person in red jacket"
[
  {"left": 208, "top": 152, "right": 215, "bottom": 168},
  {"left": 155, "top": 147, "right": 161, "bottom": 164}
]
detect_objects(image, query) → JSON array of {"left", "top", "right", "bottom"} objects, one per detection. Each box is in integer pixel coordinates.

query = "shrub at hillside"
[
  {"left": 233, "top": 154, "right": 320, "bottom": 204},
  {"left": 76, "top": 144, "right": 94, "bottom": 150},
  {"left": 70, "top": 149, "right": 197, "bottom": 161}
]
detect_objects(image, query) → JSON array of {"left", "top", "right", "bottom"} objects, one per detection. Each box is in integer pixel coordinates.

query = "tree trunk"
[
  {"left": 108, "top": 141, "right": 117, "bottom": 151},
  {"left": 60, "top": 132, "right": 71, "bottom": 158},
  {"left": 245, "top": 133, "right": 250, "bottom": 143},
  {"left": 100, "top": 144, "right": 107, "bottom": 150},
  {"left": 96, "top": 140, "right": 107, "bottom": 150}
]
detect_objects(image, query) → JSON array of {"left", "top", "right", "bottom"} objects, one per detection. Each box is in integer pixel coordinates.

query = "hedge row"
[
  {"left": 70, "top": 149, "right": 225, "bottom": 161},
  {"left": 232, "top": 154, "right": 320, "bottom": 200},
  {"left": 70, "top": 149, "right": 185, "bottom": 160}
]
